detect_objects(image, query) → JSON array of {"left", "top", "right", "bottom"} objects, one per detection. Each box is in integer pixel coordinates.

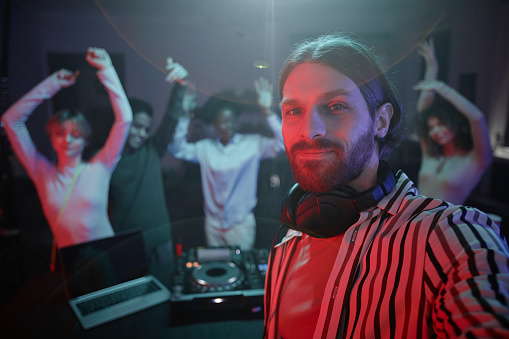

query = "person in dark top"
[{"left": 109, "top": 58, "right": 188, "bottom": 265}]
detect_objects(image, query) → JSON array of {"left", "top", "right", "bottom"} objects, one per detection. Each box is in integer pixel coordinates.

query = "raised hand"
[
  {"left": 254, "top": 77, "right": 273, "bottom": 111},
  {"left": 415, "top": 39, "right": 440, "bottom": 112},
  {"left": 52, "top": 69, "right": 80, "bottom": 88},
  {"left": 165, "top": 57, "right": 188, "bottom": 84},
  {"left": 85, "top": 47, "right": 112, "bottom": 70}
]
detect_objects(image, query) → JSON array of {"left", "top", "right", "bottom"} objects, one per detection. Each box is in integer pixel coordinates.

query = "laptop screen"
[{"left": 59, "top": 230, "right": 150, "bottom": 299}]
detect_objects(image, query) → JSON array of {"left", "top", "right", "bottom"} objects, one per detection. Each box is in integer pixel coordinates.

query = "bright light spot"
[
  {"left": 212, "top": 298, "right": 224, "bottom": 304},
  {"left": 253, "top": 60, "right": 270, "bottom": 69}
]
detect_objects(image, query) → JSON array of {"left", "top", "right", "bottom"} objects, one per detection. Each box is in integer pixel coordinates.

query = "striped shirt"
[{"left": 264, "top": 170, "right": 509, "bottom": 338}]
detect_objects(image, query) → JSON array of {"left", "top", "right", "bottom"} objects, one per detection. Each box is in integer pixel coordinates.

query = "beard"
[{"left": 286, "top": 125, "right": 376, "bottom": 193}]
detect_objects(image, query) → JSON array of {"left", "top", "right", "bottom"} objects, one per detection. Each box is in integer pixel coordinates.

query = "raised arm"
[
  {"left": 415, "top": 39, "right": 439, "bottom": 113},
  {"left": 413, "top": 79, "right": 493, "bottom": 169},
  {"left": 163, "top": 57, "right": 195, "bottom": 121},
  {"left": 254, "top": 77, "right": 285, "bottom": 157},
  {"left": 1, "top": 69, "right": 79, "bottom": 178},
  {"left": 164, "top": 57, "right": 200, "bottom": 162},
  {"left": 168, "top": 81, "right": 200, "bottom": 163},
  {"left": 152, "top": 58, "right": 190, "bottom": 154},
  {"left": 255, "top": 77, "right": 276, "bottom": 117},
  {"left": 86, "top": 47, "right": 132, "bottom": 169}
]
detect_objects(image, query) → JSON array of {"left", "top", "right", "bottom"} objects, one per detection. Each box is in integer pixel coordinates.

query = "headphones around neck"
[{"left": 280, "top": 163, "right": 396, "bottom": 238}]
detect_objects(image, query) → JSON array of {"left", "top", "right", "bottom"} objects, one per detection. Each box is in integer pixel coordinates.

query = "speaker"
[{"left": 281, "top": 164, "right": 396, "bottom": 238}]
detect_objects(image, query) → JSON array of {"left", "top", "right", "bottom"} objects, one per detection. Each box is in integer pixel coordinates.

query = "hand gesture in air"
[
  {"left": 52, "top": 69, "right": 80, "bottom": 88},
  {"left": 165, "top": 57, "right": 189, "bottom": 84},
  {"left": 86, "top": 47, "right": 113, "bottom": 70},
  {"left": 254, "top": 77, "right": 274, "bottom": 116}
]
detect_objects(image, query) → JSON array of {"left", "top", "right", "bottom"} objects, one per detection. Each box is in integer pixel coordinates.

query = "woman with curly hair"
[{"left": 414, "top": 39, "right": 493, "bottom": 204}]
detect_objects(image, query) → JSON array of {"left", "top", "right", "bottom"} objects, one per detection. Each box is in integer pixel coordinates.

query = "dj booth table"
[{"left": 0, "top": 251, "right": 266, "bottom": 339}]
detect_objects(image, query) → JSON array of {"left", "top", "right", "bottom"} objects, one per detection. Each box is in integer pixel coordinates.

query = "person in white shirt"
[{"left": 169, "top": 71, "right": 285, "bottom": 250}]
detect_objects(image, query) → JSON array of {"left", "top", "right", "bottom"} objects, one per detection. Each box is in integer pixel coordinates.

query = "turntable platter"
[{"left": 191, "top": 261, "right": 244, "bottom": 293}]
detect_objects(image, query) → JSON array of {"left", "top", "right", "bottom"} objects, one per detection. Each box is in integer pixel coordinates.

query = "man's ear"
[{"left": 374, "top": 103, "right": 393, "bottom": 138}]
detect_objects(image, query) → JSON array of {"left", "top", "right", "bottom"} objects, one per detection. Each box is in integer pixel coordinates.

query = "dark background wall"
[{"left": 1, "top": 0, "right": 509, "bottom": 254}]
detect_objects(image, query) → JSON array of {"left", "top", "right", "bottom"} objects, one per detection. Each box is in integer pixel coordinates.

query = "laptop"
[{"left": 58, "top": 230, "right": 171, "bottom": 329}]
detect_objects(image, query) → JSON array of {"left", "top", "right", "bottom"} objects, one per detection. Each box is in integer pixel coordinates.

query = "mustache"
[{"left": 290, "top": 139, "right": 341, "bottom": 152}]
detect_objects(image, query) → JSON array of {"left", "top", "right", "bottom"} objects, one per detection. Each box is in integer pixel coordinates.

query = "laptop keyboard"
[{"left": 76, "top": 280, "right": 162, "bottom": 316}]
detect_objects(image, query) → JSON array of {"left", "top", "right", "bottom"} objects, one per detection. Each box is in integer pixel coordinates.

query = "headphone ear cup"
[
  {"left": 280, "top": 164, "right": 396, "bottom": 238},
  {"left": 281, "top": 183, "right": 308, "bottom": 226},
  {"left": 281, "top": 185, "right": 356, "bottom": 238},
  {"left": 296, "top": 192, "right": 359, "bottom": 238}
]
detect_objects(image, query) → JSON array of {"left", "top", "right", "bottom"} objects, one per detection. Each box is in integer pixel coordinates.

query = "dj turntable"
[{"left": 170, "top": 246, "right": 269, "bottom": 324}]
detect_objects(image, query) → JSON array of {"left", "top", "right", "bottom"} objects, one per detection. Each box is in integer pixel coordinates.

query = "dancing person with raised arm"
[
  {"left": 169, "top": 67, "right": 285, "bottom": 250},
  {"left": 414, "top": 39, "right": 493, "bottom": 204},
  {"left": 109, "top": 57, "right": 188, "bottom": 265},
  {"left": 2, "top": 48, "right": 132, "bottom": 261}
]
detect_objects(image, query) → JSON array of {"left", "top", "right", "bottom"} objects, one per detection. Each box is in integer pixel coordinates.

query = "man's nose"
[{"left": 302, "top": 108, "right": 326, "bottom": 139}]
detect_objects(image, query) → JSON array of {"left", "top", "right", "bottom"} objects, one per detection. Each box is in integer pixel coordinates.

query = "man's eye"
[
  {"left": 328, "top": 103, "right": 348, "bottom": 111},
  {"left": 285, "top": 108, "right": 302, "bottom": 116}
]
